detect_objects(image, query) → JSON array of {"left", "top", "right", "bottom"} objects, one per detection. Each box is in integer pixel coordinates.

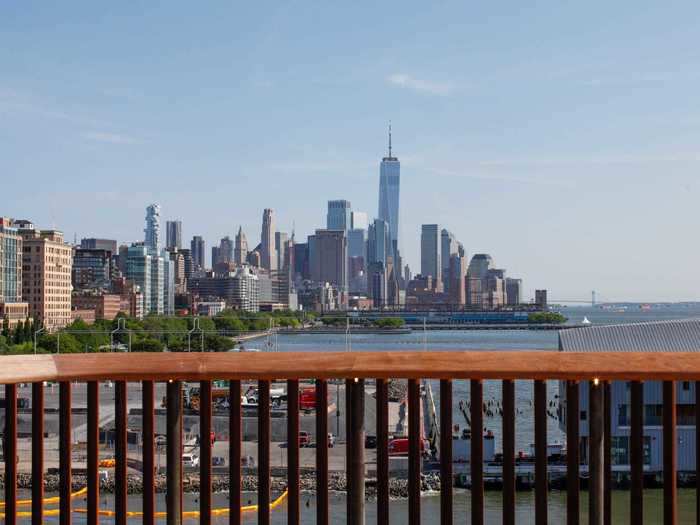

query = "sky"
[{"left": 1, "top": 1, "right": 699, "bottom": 302}]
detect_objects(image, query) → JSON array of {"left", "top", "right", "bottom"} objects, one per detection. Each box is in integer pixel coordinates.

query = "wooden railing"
[{"left": 1, "top": 351, "right": 700, "bottom": 524}]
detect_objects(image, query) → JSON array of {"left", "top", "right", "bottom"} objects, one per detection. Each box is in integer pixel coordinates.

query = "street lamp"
[{"left": 33, "top": 327, "right": 45, "bottom": 354}]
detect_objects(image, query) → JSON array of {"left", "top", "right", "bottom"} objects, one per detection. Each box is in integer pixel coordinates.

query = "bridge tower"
[{"left": 592, "top": 290, "right": 596, "bottom": 307}]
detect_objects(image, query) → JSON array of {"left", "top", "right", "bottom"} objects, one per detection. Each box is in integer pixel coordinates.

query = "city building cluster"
[{"left": 0, "top": 128, "right": 538, "bottom": 330}]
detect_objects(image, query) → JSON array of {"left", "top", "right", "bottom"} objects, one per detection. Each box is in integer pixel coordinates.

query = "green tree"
[
  {"left": 373, "top": 317, "right": 405, "bottom": 328},
  {"left": 213, "top": 316, "right": 246, "bottom": 334},
  {"left": 13, "top": 320, "right": 24, "bottom": 344},
  {"left": 131, "top": 338, "right": 165, "bottom": 352},
  {"left": 23, "top": 317, "right": 32, "bottom": 342},
  {"left": 38, "top": 333, "right": 81, "bottom": 353},
  {"left": 1, "top": 316, "right": 9, "bottom": 339},
  {"left": 528, "top": 312, "right": 567, "bottom": 324},
  {"left": 204, "top": 334, "right": 233, "bottom": 352}
]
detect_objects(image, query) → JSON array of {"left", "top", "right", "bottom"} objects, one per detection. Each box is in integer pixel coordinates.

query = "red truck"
[
  {"left": 300, "top": 387, "right": 317, "bottom": 412},
  {"left": 388, "top": 437, "right": 430, "bottom": 457}
]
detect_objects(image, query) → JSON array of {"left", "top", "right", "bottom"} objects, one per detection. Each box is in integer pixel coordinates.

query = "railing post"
[
  {"left": 59, "top": 381, "right": 72, "bottom": 525},
  {"left": 4, "top": 383, "right": 17, "bottom": 525},
  {"left": 604, "top": 381, "right": 612, "bottom": 525},
  {"left": 440, "top": 379, "right": 453, "bottom": 525},
  {"left": 408, "top": 378, "right": 421, "bottom": 525},
  {"left": 534, "top": 379, "right": 547, "bottom": 525},
  {"left": 258, "top": 380, "right": 271, "bottom": 525},
  {"left": 376, "top": 378, "right": 390, "bottom": 525},
  {"left": 229, "top": 379, "right": 242, "bottom": 525},
  {"left": 348, "top": 378, "right": 366, "bottom": 525},
  {"left": 502, "top": 379, "right": 515, "bottom": 525},
  {"left": 589, "top": 380, "right": 604, "bottom": 525},
  {"left": 115, "top": 380, "right": 127, "bottom": 525},
  {"left": 166, "top": 380, "right": 183, "bottom": 525},
  {"left": 32, "top": 382, "right": 44, "bottom": 525},
  {"left": 471, "top": 379, "right": 484, "bottom": 525},
  {"left": 142, "top": 380, "right": 155, "bottom": 525},
  {"left": 696, "top": 381, "right": 700, "bottom": 525},
  {"left": 630, "top": 381, "right": 644, "bottom": 524},
  {"left": 566, "top": 381, "right": 580, "bottom": 525},
  {"left": 200, "top": 380, "right": 212, "bottom": 525},
  {"left": 87, "top": 381, "right": 99, "bottom": 525},
  {"left": 315, "top": 379, "right": 329, "bottom": 525},
  {"left": 663, "top": 380, "right": 677, "bottom": 525},
  {"left": 287, "top": 379, "right": 300, "bottom": 525}
]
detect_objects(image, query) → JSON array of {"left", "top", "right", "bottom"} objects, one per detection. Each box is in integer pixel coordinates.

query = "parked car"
[
  {"left": 307, "top": 433, "right": 335, "bottom": 448},
  {"left": 155, "top": 435, "right": 167, "bottom": 446},
  {"left": 365, "top": 435, "right": 377, "bottom": 449},
  {"left": 182, "top": 454, "right": 199, "bottom": 468},
  {"left": 299, "top": 431, "right": 311, "bottom": 447},
  {"left": 212, "top": 456, "right": 226, "bottom": 466}
]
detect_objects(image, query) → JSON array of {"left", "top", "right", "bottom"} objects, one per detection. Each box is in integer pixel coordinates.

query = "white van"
[{"left": 182, "top": 454, "right": 199, "bottom": 468}]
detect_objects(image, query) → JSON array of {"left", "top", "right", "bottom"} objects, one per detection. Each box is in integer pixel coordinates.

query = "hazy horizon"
[{"left": 2, "top": 2, "right": 699, "bottom": 302}]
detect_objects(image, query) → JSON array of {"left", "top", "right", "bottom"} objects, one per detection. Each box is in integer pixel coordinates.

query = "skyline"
[{"left": 2, "top": 2, "right": 700, "bottom": 302}]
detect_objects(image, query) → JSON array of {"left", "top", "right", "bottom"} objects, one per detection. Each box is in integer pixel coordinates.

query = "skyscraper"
[
  {"left": 420, "top": 224, "right": 441, "bottom": 286},
  {"left": 165, "top": 220, "right": 182, "bottom": 250},
  {"left": 260, "top": 209, "right": 277, "bottom": 271},
  {"left": 327, "top": 200, "right": 352, "bottom": 231},
  {"left": 219, "top": 236, "right": 234, "bottom": 263},
  {"left": 126, "top": 244, "right": 171, "bottom": 315},
  {"left": 144, "top": 204, "right": 161, "bottom": 253},
  {"left": 80, "top": 238, "right": 118, "bottom": 253},
  {"left": 378, "top": 125, "right": 400, "bottom": 253},
  {"left": 309, "top": 229, "right": 347, "bottom": 295},
  {"left": 441, "top": 229, "right": 459, "bottom": 291},
  {"left": 505, "top": 278, "right": 523, "bottom": 306},
  {"left": 211, "top": 246, "right": 221, "bottom": 268},
  {"left": 367, "top": 219, "right": 390, "bottom": 266},
  {"left": 190, "top": 236, "right": 205, "bottom": 270},
  {"left": 234, "top": 226, "right": 248, "bottom": 265},
  {"left": 275, "top": 231, "right": 288, "bottom": 271},
  {"left": 448, "top": 253, "right": 467, "bottom": 306},
  {"left": 347, "top": 229, "right": 367, "bottom": 260},
  {"left": 467, "top": 254, "right": 493, "bottom": 306},
  {"left": 350, "top": 211, "right": 369, "bottom": 230}
]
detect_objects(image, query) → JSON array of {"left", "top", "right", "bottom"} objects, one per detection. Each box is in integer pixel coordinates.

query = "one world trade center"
[{"left": 378, "top": 124, "right": 400, "bottom": 257}]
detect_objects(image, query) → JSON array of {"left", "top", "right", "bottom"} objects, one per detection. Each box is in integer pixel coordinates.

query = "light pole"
[{"left": 33, "top": 327, "right": 45, "bottom": 354}]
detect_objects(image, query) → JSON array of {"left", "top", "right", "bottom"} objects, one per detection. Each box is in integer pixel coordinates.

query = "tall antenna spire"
[{"left": 388, "top": 121, "right": 392, "bottom": 157}]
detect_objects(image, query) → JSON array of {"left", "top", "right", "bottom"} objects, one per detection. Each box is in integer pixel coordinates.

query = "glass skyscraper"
[
  {"left": 327, "top": 200, "right": 352, "bottom": 231},
  {"left": 144, "top": 204, "right": 161, "bottom": 253},
  {"left": 378, "top": 126, "right": 400, "bottom": 251}
]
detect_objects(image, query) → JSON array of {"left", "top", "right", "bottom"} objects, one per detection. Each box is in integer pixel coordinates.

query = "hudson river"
[{"left": 17, "top": 305, "right": 700, "bottom": 523}]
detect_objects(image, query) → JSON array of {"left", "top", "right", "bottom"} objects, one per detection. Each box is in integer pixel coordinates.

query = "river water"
[
  {"left": 15, "top": 487, "right": 698, "bottom": 524},
  {"left": 10, "top": 305, "right": 700, "bottom": 523}
]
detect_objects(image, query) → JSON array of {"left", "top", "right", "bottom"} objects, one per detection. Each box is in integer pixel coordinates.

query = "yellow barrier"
[
  {"left": 0, "top": 487, "right": 88, "bottom": 508},
  {"left": 1, "top": 490, "right": 288, "bottom": 519}
]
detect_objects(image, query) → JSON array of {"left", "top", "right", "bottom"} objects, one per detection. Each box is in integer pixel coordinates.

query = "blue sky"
[{"left": 2, "top": 1, "right": 699, "bottom": 302}]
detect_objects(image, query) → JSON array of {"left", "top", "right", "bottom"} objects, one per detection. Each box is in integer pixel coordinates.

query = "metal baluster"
[
  {"left": 502, "top": 380, "right": 516, "bottom": 525},
  {"left": 440, "top": 379, "right": 453, "bottom": 525},
  {"left": 534, "top": 380, "right": 547, "bottom": 525}
]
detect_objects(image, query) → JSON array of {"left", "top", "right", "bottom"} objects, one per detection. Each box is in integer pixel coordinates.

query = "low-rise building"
[
  {"left": 196, "top": 301, "right": 226, "bottom": 317},
  {"left": 71, "top": 308, "right": 96, "bottom": 324},
  {"left": 72, "top": 293, "right": 122, "bottom": 320},
  {"left": 558, "top": 319, "right": 700, "bottom": 473}
]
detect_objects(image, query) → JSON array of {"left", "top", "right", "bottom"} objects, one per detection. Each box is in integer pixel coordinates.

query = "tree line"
[{"left": 0, "top": 309, "right": 310, "bottom": 355}]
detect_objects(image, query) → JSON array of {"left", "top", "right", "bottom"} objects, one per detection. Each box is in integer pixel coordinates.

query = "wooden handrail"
[{"left": 2, "top": 351, "right": 700, "bottom": 382}]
